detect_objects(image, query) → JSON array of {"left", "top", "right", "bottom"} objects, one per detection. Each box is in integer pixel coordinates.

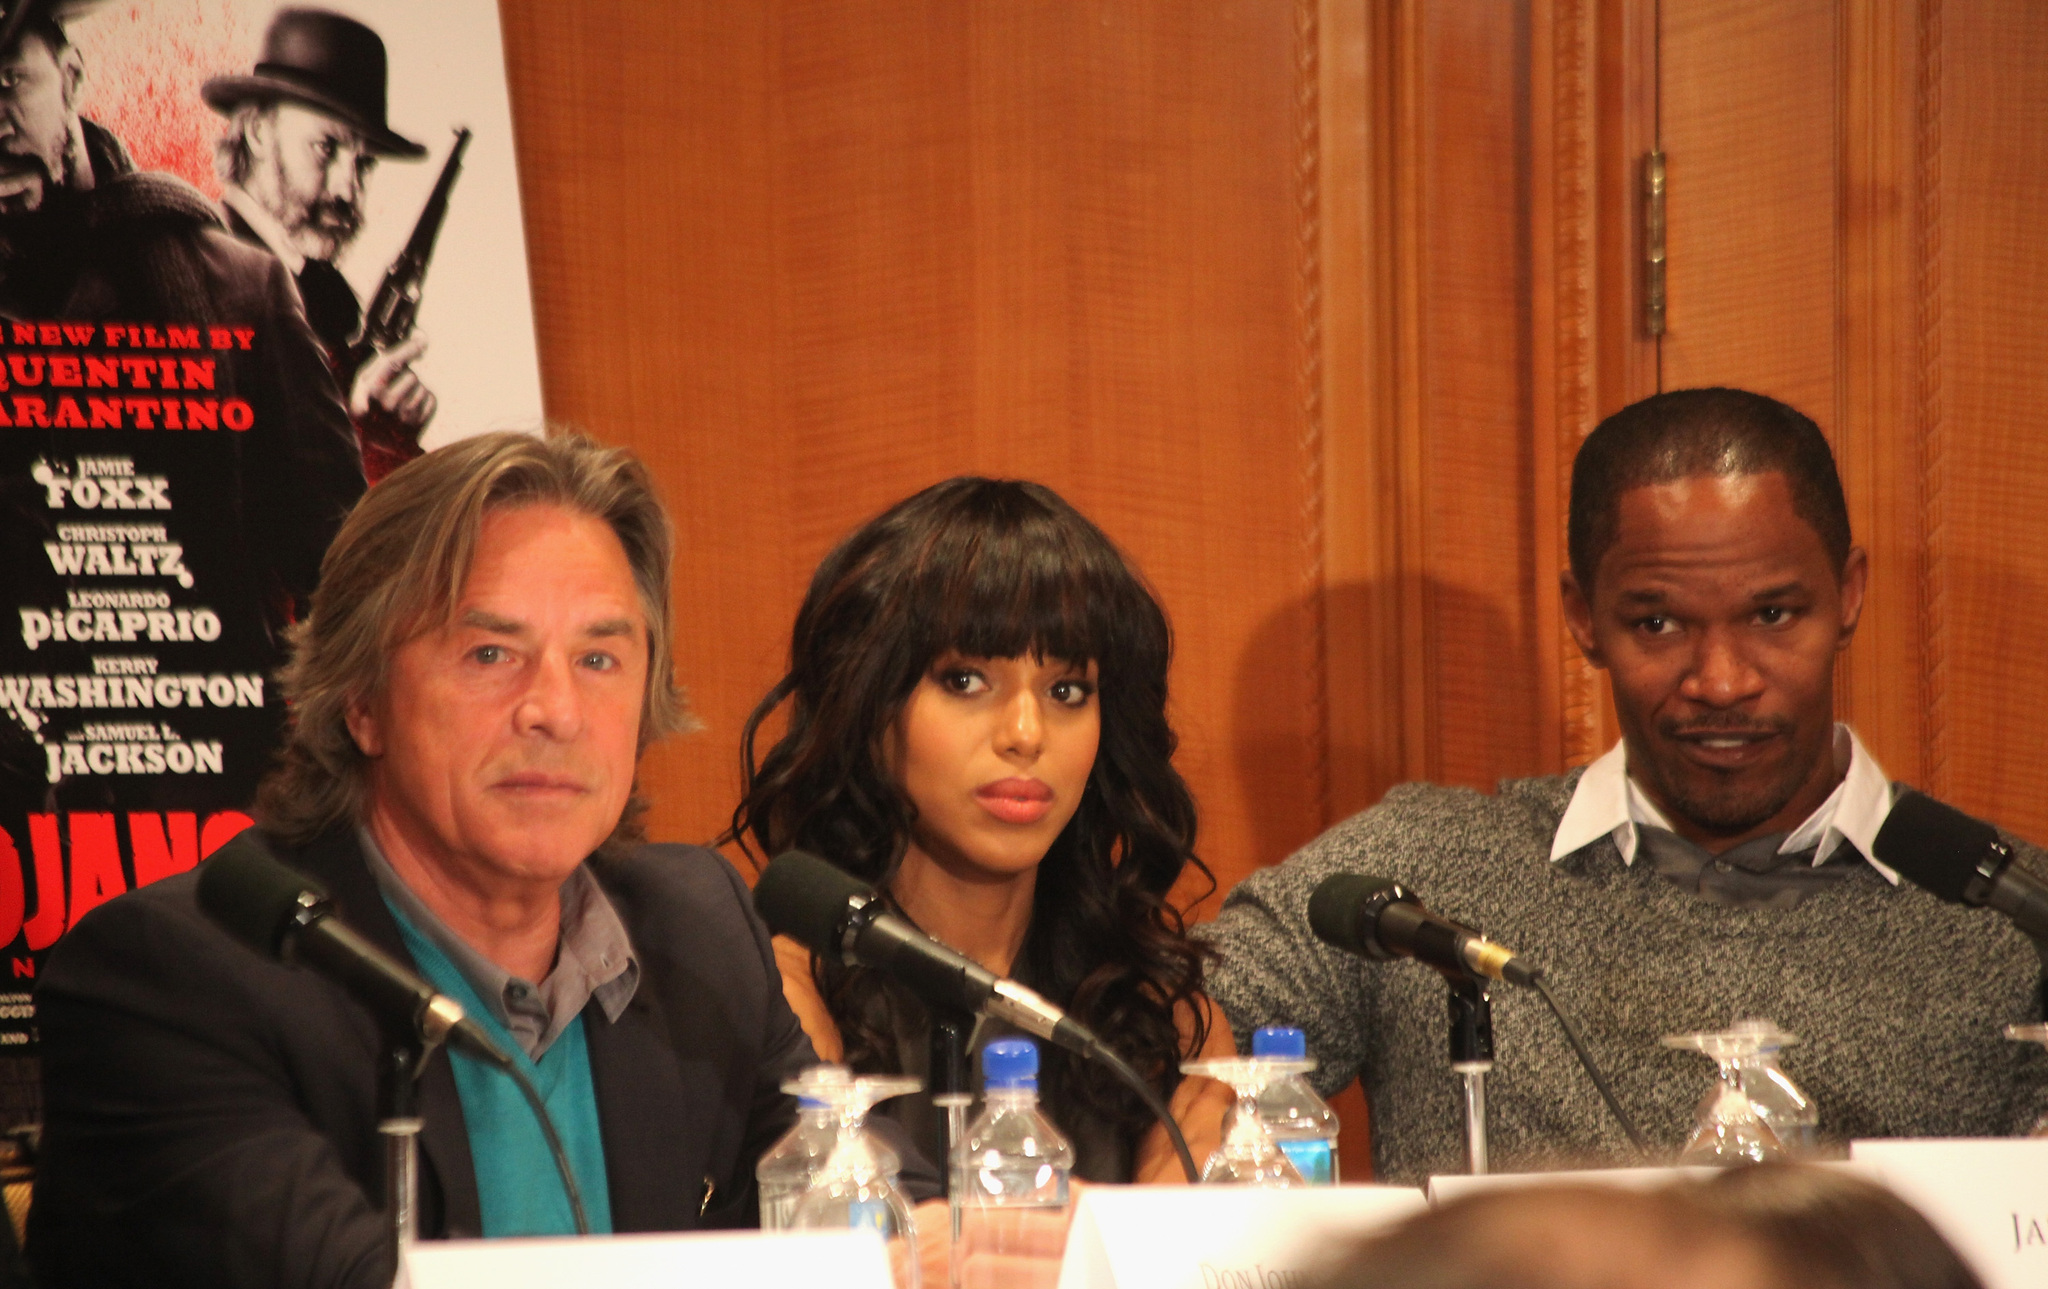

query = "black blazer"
[{"left": 27, "top": 827, "right": 858, "bottom": 1288}]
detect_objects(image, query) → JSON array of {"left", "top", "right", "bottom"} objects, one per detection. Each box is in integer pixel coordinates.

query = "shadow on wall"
[{"left": 1228, "top": 576, "right": 1527, "bottom": 889}]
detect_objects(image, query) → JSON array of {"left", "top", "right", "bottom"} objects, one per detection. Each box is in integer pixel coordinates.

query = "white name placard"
[
  {"left": 1056, "top": 1185, "right": 1428, "bottom": 1289},
  {"left": 402, "top": 1227, "right": 893, "bottom": 1289},
  {"left": 1851, "top": 1138, "right": 2048, "bottom": 1289},
  {"left": 1427, "top": 1165, "right": 1720, "bottom": 1206}
]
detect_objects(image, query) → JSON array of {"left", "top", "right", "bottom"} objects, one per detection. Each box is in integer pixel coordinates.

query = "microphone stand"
[
  {"left": 376, "top": 1033, "right": 434, "bottom": 1284},
  {"left": 1448, "top": 981, "right": 1494, "bottom": 1175},
  {"left": 930, "top": 1009, "right": 974, "bottom": 1289}
]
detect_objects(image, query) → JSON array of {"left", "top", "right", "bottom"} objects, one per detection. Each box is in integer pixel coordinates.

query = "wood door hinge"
[{"left": 1643, "top": 149, "right": 1667, "bottom": 337}]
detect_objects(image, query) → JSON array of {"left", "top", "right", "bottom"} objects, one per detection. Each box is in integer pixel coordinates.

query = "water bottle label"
[
  {"left": 1278, "top": 1139, "right": 1335, "bottom": 1185},
  {"left": 847, "top": 1198, "right": 893, "bottom": 1235},
  {"left": 760, "top": 1192, "right": 796, "bottom": 1231}
]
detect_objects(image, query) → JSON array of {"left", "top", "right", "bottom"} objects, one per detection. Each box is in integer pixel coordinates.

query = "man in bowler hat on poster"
[{"left": 211, "top": 7, "right": 440, "bottom": 480}]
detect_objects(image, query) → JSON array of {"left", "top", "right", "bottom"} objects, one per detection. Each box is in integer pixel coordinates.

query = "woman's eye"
[
  {"left": 1050, "top": 679, "right": 1095, "bottom": 706},
  {"left": 579, "top": 651, "right": 617, "bottom": 671},
  {"left": 939, "top": 669, "right": 987, "bottom": 695}
]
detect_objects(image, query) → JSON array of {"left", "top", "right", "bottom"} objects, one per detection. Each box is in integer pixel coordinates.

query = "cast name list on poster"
[
  {"left": 10, "top": 447, "right": 251, "bottom": 784},
  {"left": 5, "top": 375, "right": 259, "bottom": 989}
]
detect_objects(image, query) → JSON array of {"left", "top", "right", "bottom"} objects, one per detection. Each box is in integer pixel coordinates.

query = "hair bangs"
[{"left": 913, "top": 505, "right": 1124, "bottom": 673}]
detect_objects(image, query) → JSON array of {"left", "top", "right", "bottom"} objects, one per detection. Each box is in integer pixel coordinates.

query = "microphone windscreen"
[
  {"left": 1308, "top": 872, "right": 1400, "bottom": 954},
  {"left": 196, "top": 829, "right": 327, "bottom": 959},
  {"left": 754, "top": 850, "right": 871, "bottom": 954},
  {"left": 1872, "top": 788, "right": 2003, "bottom": 904}
]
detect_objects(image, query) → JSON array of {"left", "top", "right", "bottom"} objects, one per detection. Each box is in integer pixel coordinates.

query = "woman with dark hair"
[{"left": 729, "top": 476, "right": 1234, "bottom": 1184}]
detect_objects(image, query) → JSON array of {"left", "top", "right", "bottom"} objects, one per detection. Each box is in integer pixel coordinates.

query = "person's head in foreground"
[
  {"left": 1698, "top": 1163, "right": 1985, "bottom": 1289},
  {"left": 258, "top": 429, "right": 688, "bottom": 888},
  {"left": 1313, "top": 1169, "right": 1981, "bottom": 1289},
  {"left": 1314, "top": 1184, "right": 1782, "bottom": 1289},
  {"left": 1563, "top": 387, "right": 1866, "bottom": 853},
  {"left": 731, "top": 476, "right": 1212, "bottom": 1161}
]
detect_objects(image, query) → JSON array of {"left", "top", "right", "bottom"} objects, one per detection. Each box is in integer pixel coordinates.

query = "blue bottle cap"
[
  {"left": 1251, "top": 1026, "right": 1308, "bottom": 1059},
  {"left": 983, "top": 1038, "right": 1040, "bottom": 1089}
]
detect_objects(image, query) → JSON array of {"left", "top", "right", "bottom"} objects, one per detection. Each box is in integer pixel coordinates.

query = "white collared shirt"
[
  {"left": 220, "top": 185, "right": 306, "bottom": 274},
  {"left": 1548, "top": 724, "right": 1900, "bottom": 884}
]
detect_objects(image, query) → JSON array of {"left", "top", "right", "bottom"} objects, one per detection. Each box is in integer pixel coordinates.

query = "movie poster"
[{"left": 0, "top": 0, "right": 542, "bottom": 1113}]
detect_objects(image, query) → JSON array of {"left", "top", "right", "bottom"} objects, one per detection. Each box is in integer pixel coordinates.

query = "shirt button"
[{"left": 1712, "top": 860, "right": 1733, "bottom": 873}]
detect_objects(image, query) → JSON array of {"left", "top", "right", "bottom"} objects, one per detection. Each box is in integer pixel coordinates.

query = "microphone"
[
  {"left": 1307, "top": 872, "right": 1541, "bottom": 987},
  {"left": 754, "top": 850, "right": 1096, "bottom": 1055},
  {"left": 1873, "top": 789, "right": 2048, "bottom": 941},
  {"left": 757, "top": 849, "right": 1204, "bottom": 1182},
  {"left": 197, "top": 830, "right": 514, "bottom": 1070}
]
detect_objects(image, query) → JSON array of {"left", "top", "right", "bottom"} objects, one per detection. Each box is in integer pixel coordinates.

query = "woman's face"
[{"left": 888, "top": 651, "right": 1101, "bottom": 881}]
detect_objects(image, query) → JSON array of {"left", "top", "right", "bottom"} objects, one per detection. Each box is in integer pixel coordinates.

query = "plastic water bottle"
[
  {"left": 1250, "top": 1026, "right": 1340, "bottom": 1184},
  {"left": 957, "top": 1040, "right": 1074, "bottom": 1282},
  {"left": 758, "top": 1090, "right": 842, "bottom": 1229},
  {"left": 758, "top": 1065, "right": 904, "bottom": 1231},
  {"left": 1730, "top": 1018, "right": 1819, "bottom": 1156}
]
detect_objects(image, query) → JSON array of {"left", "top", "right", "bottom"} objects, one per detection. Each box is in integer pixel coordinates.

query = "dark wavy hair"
[{"left": 727, "top": 477, "right": 1213, "bottom": 1150}]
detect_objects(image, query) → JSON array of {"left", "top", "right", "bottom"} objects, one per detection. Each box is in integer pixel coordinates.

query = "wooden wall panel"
[
  {"left": 498, "top": 1, "right": 1317, "bottom": 907},
  {"left": 1411, "top": 3, "right": 1544, "bottom": 791},
  {"left": 1658, "top": 0, "right": 1841, "bottom": 424},
  {"left": 1932, "top": 0, "right": 2048, "bottom": 840}
]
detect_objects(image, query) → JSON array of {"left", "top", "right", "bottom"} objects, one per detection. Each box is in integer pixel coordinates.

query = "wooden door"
[{"left": 1644, "top": 0, "right": 2048, "bottom": 836}]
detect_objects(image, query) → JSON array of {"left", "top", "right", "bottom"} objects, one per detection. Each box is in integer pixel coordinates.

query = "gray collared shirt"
[
  {"left": 360, "top": 829, "right": 640, "bottom": 1061},
  {"left": 1634, "top": 826, "right": 1864, "bottom": 910}
]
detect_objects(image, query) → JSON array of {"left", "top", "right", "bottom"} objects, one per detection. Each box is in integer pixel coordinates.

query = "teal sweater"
[{"left": 387, "top": 900, "right": 615, "bottom": 1235}]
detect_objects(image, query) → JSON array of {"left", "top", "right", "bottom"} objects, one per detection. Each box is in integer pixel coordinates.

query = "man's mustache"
[
  {"left": 301, "top": 197, "right": 361, "bottom": 239},
  {"left": 0, "top": 148, "right": 53, "bottom": 183},
  {"left": 1660, "top": 714, "right": 1791, "bottom": 739}
]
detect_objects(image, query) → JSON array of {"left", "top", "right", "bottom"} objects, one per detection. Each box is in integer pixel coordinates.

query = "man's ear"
[
  {"left": 343, "top": 693, "right": 384, "bottom": 758},
  {"left": 1561, "top": 570, "right": 1607, "bottom": 668},
  {"left": 56, "top": 43, "right": 84, "bottom": 107},
  {"left": 242, "top": 106, "right": 276, "bottom": 160},
  {"left": 1836, "top": 545, "right": 1869, "bottom": 649}
]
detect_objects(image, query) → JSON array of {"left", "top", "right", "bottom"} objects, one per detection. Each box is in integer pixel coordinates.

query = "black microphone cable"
[
  {"left": 1076, "top": 1033, "right": 1201, "bottom": 1183},
  {"left": 1527, "top": 972, "right": 1648, "bottom": 1153},
  {"left": 496, "top": 1050, "right": 590, "bottom": 1235}
]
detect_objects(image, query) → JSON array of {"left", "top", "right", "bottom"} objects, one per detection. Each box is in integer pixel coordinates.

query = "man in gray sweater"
[{"left": 1201, "top": 388, "right": 2048, "bottom": 1183}]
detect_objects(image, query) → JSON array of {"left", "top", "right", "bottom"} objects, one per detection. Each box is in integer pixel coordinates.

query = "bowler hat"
[{"left": 202, "top": 8, "right": 425, "bottom": 158}]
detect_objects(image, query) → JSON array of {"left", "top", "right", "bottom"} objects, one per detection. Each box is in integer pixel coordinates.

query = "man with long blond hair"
[{"left": 27, "top": 433, "right": 909, "bottom": 1287}]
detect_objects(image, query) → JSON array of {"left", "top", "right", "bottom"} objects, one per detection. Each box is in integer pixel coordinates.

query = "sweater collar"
[{"left": 1549, "top": 723, "right": 1899, "bottom": 884}]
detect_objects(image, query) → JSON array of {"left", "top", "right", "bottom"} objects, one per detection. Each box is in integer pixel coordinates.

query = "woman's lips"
[{"left": 975, "top": 778, "right": 1054, "bottom": 825}]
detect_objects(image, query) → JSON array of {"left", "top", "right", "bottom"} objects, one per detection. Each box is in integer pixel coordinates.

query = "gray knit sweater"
[{"left": 1198, "top": 772, "right": 2048, "bottom": 1184}]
